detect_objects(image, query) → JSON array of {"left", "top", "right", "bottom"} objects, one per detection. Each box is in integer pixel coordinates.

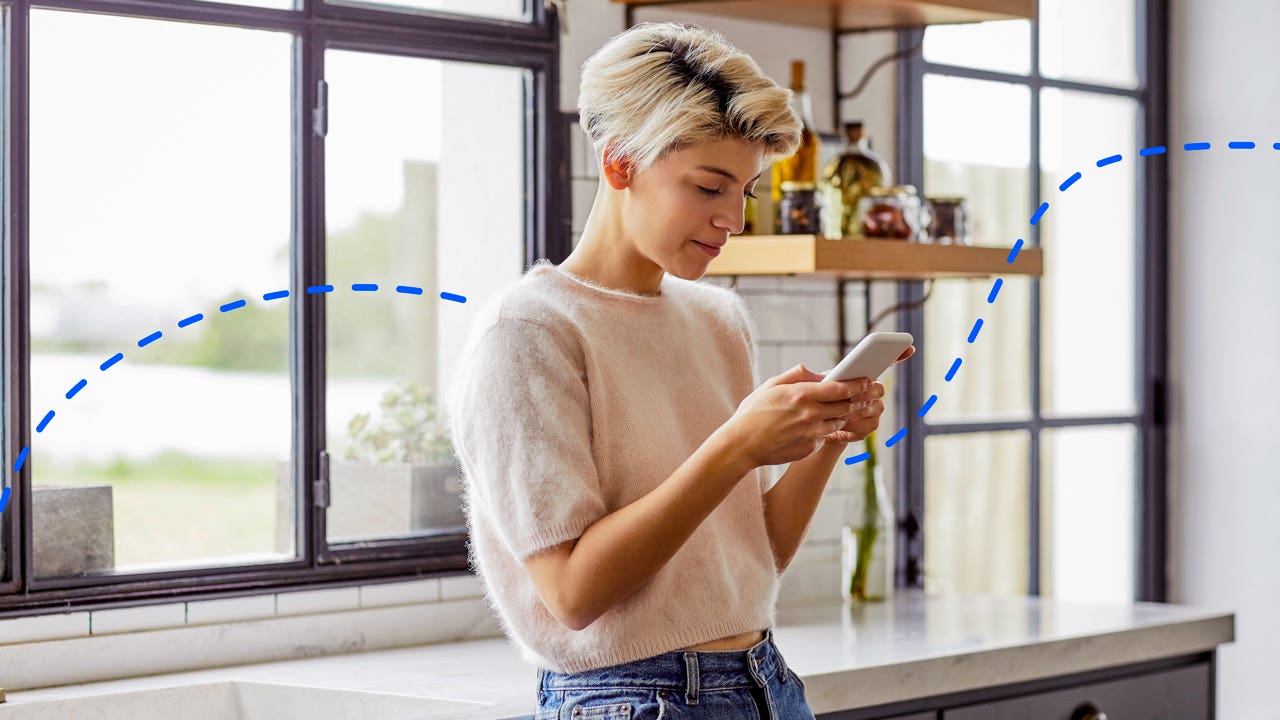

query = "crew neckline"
[{"left": 535, "top": 260, "right": 668, "bottom": 303}]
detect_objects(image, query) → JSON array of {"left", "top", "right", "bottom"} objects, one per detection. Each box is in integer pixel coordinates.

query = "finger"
[{"left": 809, "top": 377, "right": 870, "bottom": 403}]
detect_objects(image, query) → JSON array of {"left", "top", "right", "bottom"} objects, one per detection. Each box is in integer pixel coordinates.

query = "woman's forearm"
[{"left": 762, "top": 442, "right": 848, "bottom": 574}]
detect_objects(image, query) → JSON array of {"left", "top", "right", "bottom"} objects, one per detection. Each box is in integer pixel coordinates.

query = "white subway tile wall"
[
  {"left": 186, "top": 595, "right": 276, "bottom": 626},
  {"left": 0, "top": 611, "right": 89, "bottom": 644},
  {"left": 91, "top": 603, "right": 186, "bottom": 635},
  {"left": 275, "top": 587, "right": 360, "bottom": 616}
]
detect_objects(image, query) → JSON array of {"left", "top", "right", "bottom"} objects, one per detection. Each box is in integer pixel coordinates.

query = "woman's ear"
[{"left": 600, "top": 144, "right": 634, "bottom": 190}]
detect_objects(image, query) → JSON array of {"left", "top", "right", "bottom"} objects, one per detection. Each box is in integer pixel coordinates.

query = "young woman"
[{"left": 447, "top": 21, "right": 913, "bottom": 720}]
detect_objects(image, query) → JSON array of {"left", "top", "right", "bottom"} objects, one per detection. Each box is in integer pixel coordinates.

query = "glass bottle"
[
  {"left": 771, "top": 60, "right": 822, "bottom": 232},
  {"left": 823, "top": 121, "right": 892, "bottom": 239},
  {"left": 841, "top": 429, "right": 895, "bottom": 603}
]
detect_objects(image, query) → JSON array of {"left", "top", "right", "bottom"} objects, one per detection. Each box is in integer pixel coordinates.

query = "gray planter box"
[
  {"left": 33, "top": 484, "right": 115, "bottom": 577},
  {"left": 275, "top": 459, "right": 465, "bottom": 551}
]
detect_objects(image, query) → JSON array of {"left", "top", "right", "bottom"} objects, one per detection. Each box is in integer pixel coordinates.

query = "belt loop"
[
  {"left": 682, "top": 652, "right": 700, "bottom": 705},
  {"left": 536, "top": 667, "right": 546, "bottom": 704}
]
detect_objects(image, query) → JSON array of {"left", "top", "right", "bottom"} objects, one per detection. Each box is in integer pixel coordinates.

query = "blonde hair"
[{"left": 578, "top": 22, "right": 802, "bottom": 175}]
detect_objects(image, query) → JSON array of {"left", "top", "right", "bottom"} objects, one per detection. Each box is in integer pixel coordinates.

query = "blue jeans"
[{"left": 534, "top": 628, "right": 816, "bottom": 719}]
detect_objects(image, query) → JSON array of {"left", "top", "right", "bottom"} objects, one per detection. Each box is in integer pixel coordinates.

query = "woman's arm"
[{"left": 524, "top": 425, "right": 752, "bottom": 631}]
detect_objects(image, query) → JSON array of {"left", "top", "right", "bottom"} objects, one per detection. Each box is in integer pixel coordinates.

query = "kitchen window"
[
  {"left": 1, "top": 0, "right": 563, "bottom": 613},
  {"left": 895, "top": 0, "right": 1168, "bottom": 603}
]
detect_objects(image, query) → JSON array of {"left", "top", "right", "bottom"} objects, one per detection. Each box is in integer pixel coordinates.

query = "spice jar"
[
  {"left": 858, "top": 185, "right": 926, "bottom": 240},
  {"left": 926, "top": 196, "right": 971, "bottom": 245},
  {"left": 778, "top": 181, "right": 823, "bottom": 235}
]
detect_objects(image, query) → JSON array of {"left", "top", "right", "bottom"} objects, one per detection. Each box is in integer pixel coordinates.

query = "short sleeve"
[{"left": 446, "top": 318, "right": 608, "bottom": 563}]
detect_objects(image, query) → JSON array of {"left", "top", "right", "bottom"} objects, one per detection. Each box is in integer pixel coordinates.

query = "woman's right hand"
[{"left": 722, "top": 364, "right": 870, "bottom": 468}]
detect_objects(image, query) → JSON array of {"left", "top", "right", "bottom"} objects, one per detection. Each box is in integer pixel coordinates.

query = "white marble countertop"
[{"left": 0, "top": 591, "right": 1235, "bottom": 718}]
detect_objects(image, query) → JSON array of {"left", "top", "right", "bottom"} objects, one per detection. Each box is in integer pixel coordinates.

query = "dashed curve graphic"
[
  {"left": 0, "top": 284, "right": 467, "bottom": 513},
  {"left": 842, "top": 139, "right": 1273, "bottom": 465},
  {"left": 0, "top": 138, "right": 1272, "bottom": 513}
]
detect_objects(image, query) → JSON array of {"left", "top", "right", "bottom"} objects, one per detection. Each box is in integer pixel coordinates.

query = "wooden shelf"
[
  {"left": 703, "top": 235, "right": 1042, "bottom": 280},
  {"left": 616, "top": 0, "right": 1033, "bottom": 32}
]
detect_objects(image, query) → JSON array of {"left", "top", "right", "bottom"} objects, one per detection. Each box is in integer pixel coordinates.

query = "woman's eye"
[{"left": 697, "top": 186, "right": 722, "bottom": 197}]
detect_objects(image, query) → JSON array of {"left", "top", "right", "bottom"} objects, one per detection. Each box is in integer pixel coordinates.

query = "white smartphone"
[{"left": 819, "top": 331, "right": 914, "bottom": 384}]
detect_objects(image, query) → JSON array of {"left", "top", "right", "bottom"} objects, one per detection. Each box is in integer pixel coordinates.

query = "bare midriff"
[{"left": 678, "top": 628, "right": 765, "bottom": 651}]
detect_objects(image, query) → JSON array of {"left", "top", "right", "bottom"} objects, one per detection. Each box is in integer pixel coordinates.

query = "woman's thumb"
[{"left": 772, "top": 363, "right": 824, "bottom": 385}]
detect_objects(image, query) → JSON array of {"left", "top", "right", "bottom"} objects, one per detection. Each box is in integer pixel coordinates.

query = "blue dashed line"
[
  {"left": 1007, "top": 239, "right": 1024, "bottom": 263},
  {"left": 1229, "top": 141, "right": 1255, "bottom": 150},
  {"left": 1140, "top": 145, "right": 1166, "bottom": 156},
  {"left": 919, "top": 395, "right": 938, "bottom": 417},
  {"left": 1274, "top": 143, "right": 1280, "bottom": 150},
  {"left": 10, "top": 447, "right": 27, "bottom": 472},
  {"left": 1185, "top": 142, "right": 1211, "bottom": 151},
  {"left": 945, "top": 358, "right": 962, "bottom": 382},
  {"left": 844, "top": 452, "right": 871, "bottom": 466},
  {"left": 1098, "top": 154, "right": 1123, "bottom": 167},
  {"left": 0, "top": 486, "right": 9, "bottom": 511},
  {"left": 988, "top": 278, "right": 1003, "bottom": 303},
  {"left": 1030, "top": 202, "right": 1049, "bottom": 225},
  {"left": 884, "top": 428, "right": 908, "bottom": 447},
  {"left": 967, "top": 318, "right": 983, "bottom": 343},
  {"left": 8, "top": 282, "right": 471, "bottom": 493},
  {"left": 1059, "top": 172, "right": 1082, "bottom": 191}
]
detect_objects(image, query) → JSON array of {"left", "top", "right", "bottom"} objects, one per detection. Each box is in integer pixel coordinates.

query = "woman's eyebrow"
[{"left": 697, "top": 165, "right": 763, "bottom": 184}]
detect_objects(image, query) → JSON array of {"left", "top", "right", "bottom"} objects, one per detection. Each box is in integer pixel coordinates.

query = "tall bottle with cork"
[
  {"left": 771, "top": 60, "right": 822, "bottom": 233},
  {"left": 824, "top": 121, "right": 892, "bottom": 239}
]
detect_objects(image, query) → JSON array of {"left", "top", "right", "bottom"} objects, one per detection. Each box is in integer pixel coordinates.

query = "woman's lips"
[{"left": 693, "top": 240, "right": 721, "bottom": 257}]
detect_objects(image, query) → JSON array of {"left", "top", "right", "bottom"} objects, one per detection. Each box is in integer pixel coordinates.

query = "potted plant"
[{"left": 274, "top": 381, "right": 464, "bottom": 550}]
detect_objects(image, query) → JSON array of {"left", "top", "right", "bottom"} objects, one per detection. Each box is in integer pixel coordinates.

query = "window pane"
[
  {"left": 1039, "top": 0, "right": 1138, "bottom": 89},
  {"left": 922, "top": 20, "right": 1031, "bottom": 76},
  {"left": 923, "top": 75, "right": 1031, "bottom": 423},
  {"left": 323, "top": 50, "right": 527, "bottom": 544},
  {"left": 1040, "top": 425, "right": 1135, "bottom": 602},
  {"left": 1040, "top": 89, "right": 1138, "bottom": 418},
  {"left": 29, "top": 11, "right": 293, "bottom": 576},
  {"left": 925, "top": 431, "right": 1029, "bottom": 596},
  {"left": 325, "top": 0, "right": 528, "bottom": 23}
]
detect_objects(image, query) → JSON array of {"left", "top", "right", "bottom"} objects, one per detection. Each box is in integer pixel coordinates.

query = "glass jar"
[
  {"left": 841, "top": 430, "right": 894, "bottom": 603},
  {"left": 926, "top": 196, "right": 972, "bottom": 245},
  {"left": 778, "top": 180, "right": 823, "bottom": 235},
  {"left": 857, "top": 185, "right": 929, "bottom": 241}
]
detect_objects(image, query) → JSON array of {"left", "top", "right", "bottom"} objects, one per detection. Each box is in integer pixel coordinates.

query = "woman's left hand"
[{"left": 823, "top": 345, "right": 915, "bottom": 446}]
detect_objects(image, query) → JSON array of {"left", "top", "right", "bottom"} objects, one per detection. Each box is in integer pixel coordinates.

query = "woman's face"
[{"left": 618, "top": 136, "right": 765, "bottom": 281}]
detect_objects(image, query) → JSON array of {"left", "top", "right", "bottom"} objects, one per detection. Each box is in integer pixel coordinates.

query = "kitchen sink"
[{"left": 0, "top": 681, "right": 490, "bottom": 719}]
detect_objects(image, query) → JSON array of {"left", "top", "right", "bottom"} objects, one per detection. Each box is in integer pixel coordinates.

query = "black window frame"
[
  {"left": 892, "top": 0, "right": 1169, "bottom": 602},
  {"left": 1, "top": 0, "right": 568, "bottom": 615}
]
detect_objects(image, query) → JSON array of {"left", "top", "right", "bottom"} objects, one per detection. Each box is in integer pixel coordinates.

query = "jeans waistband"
[{"left": 537, "top": 627, "right": 790, "bottom": 696}]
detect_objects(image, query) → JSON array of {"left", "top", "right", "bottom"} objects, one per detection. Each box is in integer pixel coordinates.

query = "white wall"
[{"left": 1168, "top": 1, "right": 1280, "bottom": 718}]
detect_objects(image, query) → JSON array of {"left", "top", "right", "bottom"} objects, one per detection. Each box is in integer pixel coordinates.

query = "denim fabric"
[{"left": 533, "top": 628, "right": 815, "bottom": 720}]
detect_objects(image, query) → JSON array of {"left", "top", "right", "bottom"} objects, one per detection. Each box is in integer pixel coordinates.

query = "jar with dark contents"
[
  {"left": 926, "top": 196, "right": 971, "bottom": 245},
  {"left": 778, "top": 181, "right": 823, "bottom": 235},
  {"left": 858, "top": 185, "right": 925, "bottom": 240}
]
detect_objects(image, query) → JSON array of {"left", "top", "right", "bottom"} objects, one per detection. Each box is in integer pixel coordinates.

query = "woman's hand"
[{"left": 823, "top": 345, "right": 915, "bottom": 446}]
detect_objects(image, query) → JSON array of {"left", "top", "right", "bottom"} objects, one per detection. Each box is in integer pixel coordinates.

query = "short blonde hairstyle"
[{"left": 578, "top": 22, "right": 802, "bottom": 175}]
